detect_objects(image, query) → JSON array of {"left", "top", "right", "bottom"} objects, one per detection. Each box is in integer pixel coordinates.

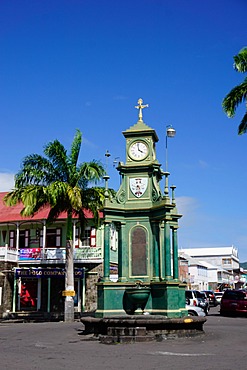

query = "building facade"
[
  {"left": 0, "top": 192, "right": 118, "bottom": 318},
  {"left": 179, "top": 247, "right": 242, "bottom": 290}
]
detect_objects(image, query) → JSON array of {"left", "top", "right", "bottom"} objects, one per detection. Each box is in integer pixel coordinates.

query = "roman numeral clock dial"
[{"left": 129, "top": 141, "right": 148, "bottom": 160}]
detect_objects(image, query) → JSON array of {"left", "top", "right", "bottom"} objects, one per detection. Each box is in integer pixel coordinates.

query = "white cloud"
[
  {"left": 0, "top": 173, "right": 15, "bottom": 191},
  {"left": 81, "top": 136, "right": 98, "bottom": 148},
  {"left": 176, "top": 196, "right": 200, "bottom": 225},
  {"left": 198, "top": 160, "right": 209, "bottom": 168}
]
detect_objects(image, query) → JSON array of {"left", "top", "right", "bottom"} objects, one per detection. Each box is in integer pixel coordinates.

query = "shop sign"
[
  {"left": 15, "top": 268, "right": 84, "bottom": 279},
  {"left": 62, "top": 290, "right": 76, "bottom": 296},
  {"left": 19, "top": 248, "right": 41, "bottom": 260}
]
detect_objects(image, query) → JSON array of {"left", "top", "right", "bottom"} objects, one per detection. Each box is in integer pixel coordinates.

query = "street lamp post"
[
  {"left": 104, "top": 150, "right": 111, "bottom": 198},
  {"left": 164, "top": 125, "right": 176, "bottom": 198},
  {"left": 165, "top": 125, "right": 176, "bottom": 172},
  {"left": 113, "top": 157, "right": 121, "bottom": 185},
  {"left": 105, "top": 150, "right": 111, "bottom": 174}
]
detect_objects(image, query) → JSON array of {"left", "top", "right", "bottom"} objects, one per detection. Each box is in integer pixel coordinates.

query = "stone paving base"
[{"left": 80, "top": 314, "right": 207, "bottom": 344}]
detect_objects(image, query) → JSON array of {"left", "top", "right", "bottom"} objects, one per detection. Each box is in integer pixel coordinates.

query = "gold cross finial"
[{"left": 135, "top": 98, "right": 149, "bottom": 122}]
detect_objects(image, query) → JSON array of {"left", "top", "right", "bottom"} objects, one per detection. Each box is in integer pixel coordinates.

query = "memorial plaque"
[{"left": 131, "top": 226, "right": 147, "bottom": 276}]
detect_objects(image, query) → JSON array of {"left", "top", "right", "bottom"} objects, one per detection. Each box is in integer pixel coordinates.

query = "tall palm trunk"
[{"left": 64, "top": 211, "right": 74, "bottom": 322}]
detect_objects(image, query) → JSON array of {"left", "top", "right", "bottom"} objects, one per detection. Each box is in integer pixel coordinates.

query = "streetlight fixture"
[
  {"left": 165, "top": 125, "right": 176, "bottom": 172},
  {"left": 164, "top": 125, "right": 176, "bottom": 199},
  {"left": 104, "top": 150, "right": 111, "bottom": 198},
  {"left": 105, "top": 150, "right": 111, "bottom": 174},
  {"left": 113, "top": 157, "right": 120, "bottom": 168}
]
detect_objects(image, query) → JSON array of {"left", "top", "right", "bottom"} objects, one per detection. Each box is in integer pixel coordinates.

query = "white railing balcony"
[
  {"left": 0, "top": 246, "right": 18, "bottom": 262},
  {"left": 74, "top": 246, "right": 102, "bottom": 260},
  {"left": 45, "top": 248, "right": 65, "bottom": 261}
]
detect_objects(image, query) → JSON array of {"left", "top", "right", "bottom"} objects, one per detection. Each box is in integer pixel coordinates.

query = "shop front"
[{"left": 13, "top": 267, "right": 85, "bottom": 314}]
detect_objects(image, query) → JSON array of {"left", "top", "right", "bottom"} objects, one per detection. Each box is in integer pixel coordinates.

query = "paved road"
[{"left": 1, "top": 306, "right": 247, "bottom": 370}]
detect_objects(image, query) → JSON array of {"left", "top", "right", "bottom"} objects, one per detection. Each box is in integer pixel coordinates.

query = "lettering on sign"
[{"left": 15, "top": 268, "right": 84, "bottom": 279}]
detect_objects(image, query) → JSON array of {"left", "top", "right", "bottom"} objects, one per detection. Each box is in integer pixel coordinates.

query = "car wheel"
[{"left": 188, "top": 310, "right": 198, "bottom": 316}]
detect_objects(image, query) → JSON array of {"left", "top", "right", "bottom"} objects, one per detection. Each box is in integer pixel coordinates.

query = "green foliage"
[
  {"left": 4, "top": 130, "right": 106, "bottom": 240},
  {"left": 222, "top": 47, "right": 247, "bottom": 135},
  {"left": 240, "top": 262, "right": 247, "bottom": 269},
  {"left": 234, "top": 48, "right": 247, "bottom": 73}
]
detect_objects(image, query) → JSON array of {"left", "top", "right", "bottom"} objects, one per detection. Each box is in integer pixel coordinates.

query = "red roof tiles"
[{"left": 0, "top": 192, "right": 101, "bottom": 222}]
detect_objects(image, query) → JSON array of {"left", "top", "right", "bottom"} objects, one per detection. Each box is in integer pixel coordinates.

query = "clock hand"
[{"left": 137, "top": 143, "right": 143, "bottom": 153}]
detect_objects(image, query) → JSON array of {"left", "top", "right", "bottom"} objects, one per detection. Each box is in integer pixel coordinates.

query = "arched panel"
[{"left": 131, "top": 226, "right": 147, "bottom": 276}]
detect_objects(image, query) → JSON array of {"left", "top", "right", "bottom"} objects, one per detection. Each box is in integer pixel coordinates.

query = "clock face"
[{"left": 129, "top": 141, "right": 148, "bottom": 160}]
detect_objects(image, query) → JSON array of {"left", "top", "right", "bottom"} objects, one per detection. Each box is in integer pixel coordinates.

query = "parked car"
[
  {"left": 202, "top": 290, "right": 218, "bottom": 307},
  {"left": 185, "top": 290, "right": 199, "bottom": 306},
  {"left": 186, "top": 298, "right": 206, "bottom": 317},
  {"left": 185, "top": 290, "right": 209, "bottom": 315},
  {"left": 214, "top": 291, "right": 224, "bottom": 304},
  {"left": 200, "top": 291, "right": 210, "bottom": 314},
  {"left": 220, "top": 289, "right": 247, "bottom": 316}
]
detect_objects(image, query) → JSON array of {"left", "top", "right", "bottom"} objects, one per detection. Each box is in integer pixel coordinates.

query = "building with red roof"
[{"left": 0, "top": 192, "right": 117, "bottom": 319}]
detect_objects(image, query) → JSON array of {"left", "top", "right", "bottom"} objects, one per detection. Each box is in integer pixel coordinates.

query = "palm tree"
[
  {"left": 4, "top": 129, "right": 106, "bottom": 322},
  {"left": 222, "top": 47, "right": 247, "bottom": 135}
]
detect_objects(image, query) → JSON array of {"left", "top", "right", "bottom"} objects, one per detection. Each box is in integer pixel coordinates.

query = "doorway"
[{"left": 20, "top": 279, "right": 38, "bottom": 310}]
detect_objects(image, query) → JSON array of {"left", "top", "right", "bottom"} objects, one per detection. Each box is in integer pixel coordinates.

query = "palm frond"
[
  {"left": 80, "top": 187, "right": 105, "bottom": 227},
  {"left": 4, "top": 189, "right": 23, "bottom": 206},
  {"left": 67, "top": 185, "right": 82, "bottom": 211},
  {"left": 46, "top": 181, "right": 70, "bottom": 207},
  {"left": 4, "top": 185, "right": 48, "bottom": 217},
  {"left": 15, "top": 154, "right": 56, "bottom": 187},
  {"left": 77, "top": 161, "right": 105, "bottom": 185},
  {"left": 234, "top": 47, "right": 247, "bottom": 73},
  {"left": 44, "top": 140, "right": 69, "bottom": 181},
  {"left": 222, "top": 78, "right": 247, "bottom": 117},
  {"left": 47, "top": 204, "right": 66, "bottom": 224},
  {"left": 21, "top": 185, "right": 46, "bottom": 206},
  {"left": 238, "top": 112, "right": 247, "bottom": 135},
  {"left": 69, "top": 129, "right": 82, "bottom": 168}
]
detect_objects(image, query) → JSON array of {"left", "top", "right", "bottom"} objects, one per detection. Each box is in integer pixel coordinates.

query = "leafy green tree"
[
  {"left": 4, "top": 129, "right": 106, "bottom": 322},
  {"left": 223, "top": 47, "right": 247, "bottom": 135}
]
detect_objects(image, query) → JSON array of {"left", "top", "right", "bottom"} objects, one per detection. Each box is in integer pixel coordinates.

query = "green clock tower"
[{"left": 96, "top": 98, "right": 187, "bottom": 318}]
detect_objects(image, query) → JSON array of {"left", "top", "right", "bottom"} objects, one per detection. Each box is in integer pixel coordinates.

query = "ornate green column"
[
  {"left": 103, "top": 222, "right": 110, "bottom": 281},
  {"left": 117, "top": 222, "right": 123, "bottom": 281},
  {"left": 164, "top": 221, "right": 172, "bottom": 279},
  {"left": 152, "top": 221, "right": 160, "bottom": 281},
  {"left": 119, "top": 222, "right": 128, "bottom": 281},
  {"left": 172, "top": 227, "right": 179, "bottom": 280},
  {"left": 160, "top": 222, "right": 165, "bottom": 279}
]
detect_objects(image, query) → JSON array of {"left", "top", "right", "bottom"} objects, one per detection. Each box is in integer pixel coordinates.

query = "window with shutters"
[
  {"left": 81, "top": 227, "right": 96, "bottom": 247},
  {"left": 19, "top": 230, "right": 30, "bottom": 248},
  {"left": 9, "top": 230, "right": 16, "bottom": 248},
  {"left": 40, "top": 228, "right": 61, "bottom": 247},
  {"left": 74, "top": 227, "right": 96, "bottom": 247}
]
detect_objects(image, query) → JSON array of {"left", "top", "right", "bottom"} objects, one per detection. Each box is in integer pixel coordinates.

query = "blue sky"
[{"left": 1, "top": 0, "right": 247, "bottom": 260}]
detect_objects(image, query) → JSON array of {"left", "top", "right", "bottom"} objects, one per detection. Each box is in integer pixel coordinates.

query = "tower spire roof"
[
  {"left": 135, "top": 98, "right": 149, "bottom": 122},
  {"left": 123, "top": 98, "right": 159, "bottom": 142}
]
